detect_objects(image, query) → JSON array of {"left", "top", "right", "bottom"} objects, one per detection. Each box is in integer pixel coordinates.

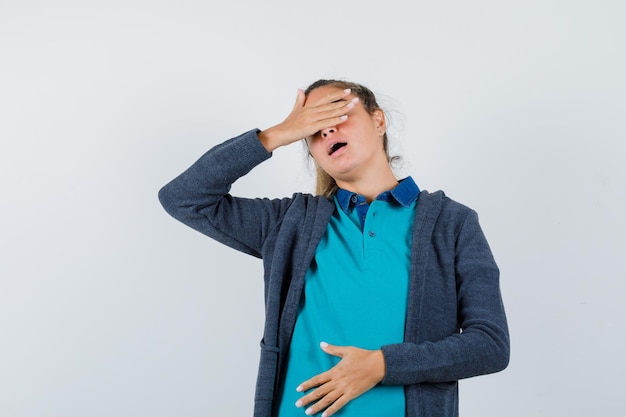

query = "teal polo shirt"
[{"left": 277, "top": 177, "right": 420, "bottom": 417}]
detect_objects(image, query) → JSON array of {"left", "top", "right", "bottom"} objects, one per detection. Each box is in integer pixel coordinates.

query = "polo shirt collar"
[{"left": 335, "top": 176, "right": 420, "bottom": 213}]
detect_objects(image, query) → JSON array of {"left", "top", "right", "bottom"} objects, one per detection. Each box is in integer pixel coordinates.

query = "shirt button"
[
  {"left": 351, "top": 195, "right": 358, "bottom": 203},
  {"left": 368, "top": 231, "right": 376, "bottom": 237}
]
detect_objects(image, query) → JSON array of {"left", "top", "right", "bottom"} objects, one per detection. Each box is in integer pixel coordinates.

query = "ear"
[{"left": 373, "top": 109, "right": 386, "bottom": 135}]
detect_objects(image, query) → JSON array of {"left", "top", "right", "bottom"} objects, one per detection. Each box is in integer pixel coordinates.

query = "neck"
[{"left": 335, "top": 160, "right": 398, "bottom": 202}]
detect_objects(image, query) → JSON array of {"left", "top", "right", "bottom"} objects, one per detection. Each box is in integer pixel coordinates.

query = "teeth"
[{"left": 329, "top": 142, "right": 346, "bottom": 155}]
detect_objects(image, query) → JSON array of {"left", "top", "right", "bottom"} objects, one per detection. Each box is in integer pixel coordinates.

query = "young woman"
[{"left": 159, "top": 79, "right": 510, "bottom": 417}]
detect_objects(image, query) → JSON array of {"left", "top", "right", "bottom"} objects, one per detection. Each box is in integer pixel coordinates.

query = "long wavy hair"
[{"left": 304, "top": 79, "right": 393, "bottom": 198}]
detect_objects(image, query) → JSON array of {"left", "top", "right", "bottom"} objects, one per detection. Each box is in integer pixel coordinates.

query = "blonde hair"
[{"left": 304, "top": 79, "right": 393, "bottom": 198}]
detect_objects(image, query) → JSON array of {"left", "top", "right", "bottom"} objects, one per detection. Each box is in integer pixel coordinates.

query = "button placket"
[
  {"left": 365, "top": 201, "right": 380, "bottom": 240},
  {"left": 362, "top": 200, "right": 381, "bottom": 269}
]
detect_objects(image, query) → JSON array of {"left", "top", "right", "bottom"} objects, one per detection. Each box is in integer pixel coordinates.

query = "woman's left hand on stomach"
[{"left": 294, "top": 342, "right": 385, "bottom": 417}]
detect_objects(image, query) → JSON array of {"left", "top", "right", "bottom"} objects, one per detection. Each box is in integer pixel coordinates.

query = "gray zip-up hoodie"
[{"left": 158, "top": 129, "right": 510, "bottom": 417}]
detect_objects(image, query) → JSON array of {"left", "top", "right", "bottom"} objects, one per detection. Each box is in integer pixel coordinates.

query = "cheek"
[{"left": 307, "top": 139, "right": 325, "bottom": 159}]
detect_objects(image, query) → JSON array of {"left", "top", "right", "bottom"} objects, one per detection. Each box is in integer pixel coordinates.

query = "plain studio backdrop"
[{"left": 1, "top": 1, "right": 624, "bottom": 416}]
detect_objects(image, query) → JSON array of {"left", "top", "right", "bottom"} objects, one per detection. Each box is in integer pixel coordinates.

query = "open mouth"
[{"left": 329, "top": 142, "right": 347, "bottom": 155}]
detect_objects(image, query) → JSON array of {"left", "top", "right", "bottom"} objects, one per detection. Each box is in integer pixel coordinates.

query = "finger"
[
  {"left": 305, "top": 87, "right": 352, "bottom": 107},
  {"left": 320, "top": 341, "right": 346, "bottom": 358},
  {"left": 292, "top": 89, "right": 306, "bottom": 111},
  {"left": 301, "top": 97, "right": 355, "bottom": 140},
  {"left": 296, "top": 383, "right": 335, "bottom": 409},
  {"left": 309, "top": 114, "right": 348, "bottom": 133},
  {"left": 310, "top": 97, "right": 358, "bottom": 119},
  {"left": 296, "top": 370, "right": 332, "bottom": 393},
  {"left": 325, "top": 88, "right": 352, "bottom": 104},
  {"left": 303, "top": 391, "right": 343, "bottom": 416},
  {"left": 305, "top": 100, "right": 355, "bottom": 135},
  {"left": 320, "top": 394, "right": 349, "bottom": 417}
]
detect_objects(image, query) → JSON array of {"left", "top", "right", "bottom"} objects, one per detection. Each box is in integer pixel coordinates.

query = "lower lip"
[{"left": 330, "top": 145, "right": 347, "bottom": 158}]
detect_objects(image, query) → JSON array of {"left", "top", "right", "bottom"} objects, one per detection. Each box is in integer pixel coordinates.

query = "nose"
[{"left": 321, "top": 126, "right": 336, "bottom": 138}]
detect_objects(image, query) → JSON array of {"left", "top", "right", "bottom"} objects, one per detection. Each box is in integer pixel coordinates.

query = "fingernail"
[
  {"left": 322, "top": 413, "right": 328, "bottom": 417},
  {"left": 296, "top": 385, "right": 303, "bottom": 392},
  {"left": 339, "top": 115, "right": 347, "bottom": 121},
  {"left": 344, "top": 88, "right": 351, "bottom": 94},
  {"left": 320, "top": 341, "right": 329, "bottom": 348},
  {"left": 295, "top": 400, "right": 303, "bottom": 408},
  {"left": 351, "top": 97, "right": 359, "bottom": 103},
  {"left": 305, "top": 407, "right": 314, "bottom": 415}
]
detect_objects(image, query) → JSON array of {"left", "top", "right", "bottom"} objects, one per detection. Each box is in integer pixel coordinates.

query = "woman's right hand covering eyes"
[{"left": 258, "top": 88, "right": 355, "bottom": 152}]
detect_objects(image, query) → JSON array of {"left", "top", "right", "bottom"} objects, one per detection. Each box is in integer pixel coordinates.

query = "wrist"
[
  {"left": 371, "top": 349, "right": 386, "bottom": 383},
  {"left": 258, "top": 127, "right": 282, "bottom": 152}
]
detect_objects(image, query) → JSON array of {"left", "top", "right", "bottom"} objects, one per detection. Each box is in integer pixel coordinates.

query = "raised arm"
[
  {"left": 158, "top": 88, "right": 357, "bottom": 257},
  {"left": 158, "top": 129, "right": 289, "bottom": 257}
]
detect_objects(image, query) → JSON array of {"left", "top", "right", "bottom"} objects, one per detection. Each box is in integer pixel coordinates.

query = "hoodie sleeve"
[
  {"left": 381, "top": 208, "right": 510, "bottom": 384},
  {"left": 158, "top": 129, "right": 294, "bottom": 258}
]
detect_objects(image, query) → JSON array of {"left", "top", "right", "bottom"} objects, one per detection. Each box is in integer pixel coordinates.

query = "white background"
[{"left": 1, "top": 1, "right": 624, "bottom": 416}]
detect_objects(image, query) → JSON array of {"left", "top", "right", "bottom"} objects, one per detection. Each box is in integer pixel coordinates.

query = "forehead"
[{"left": 306, "top": 85, "right": 348, "bottom": 100}]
